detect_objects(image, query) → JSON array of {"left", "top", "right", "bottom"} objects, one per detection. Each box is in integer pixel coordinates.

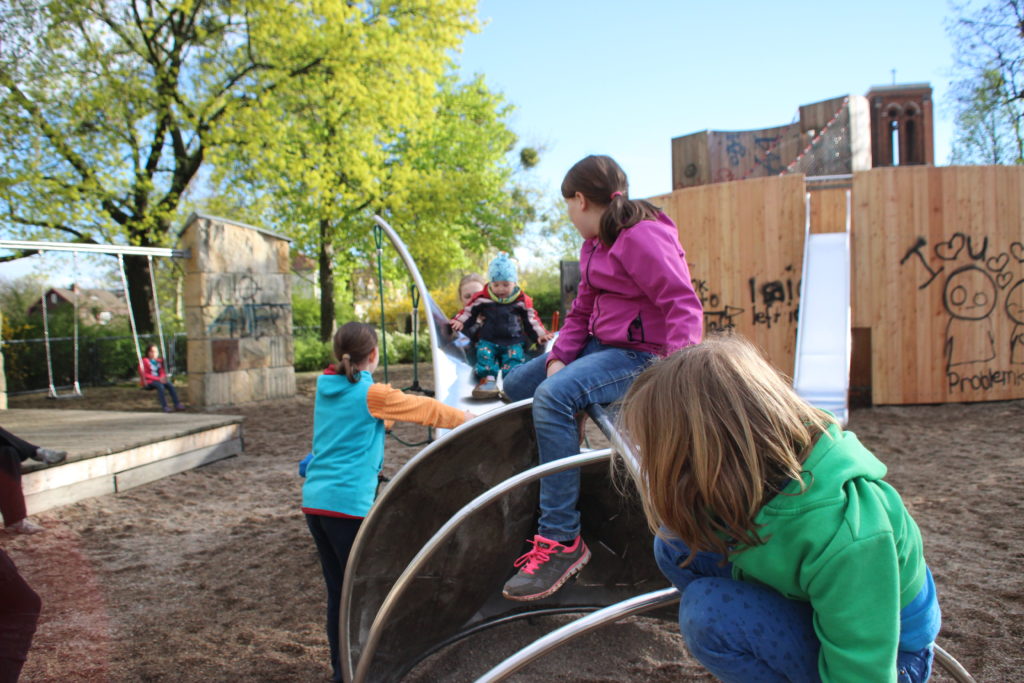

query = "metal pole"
[
  {"left": 352, "top": 449, "right": 614, "bottom": 683},
  {"left": 148, "top": 255, "right": 169, "bottom": 374},
  {"left": 71, "top": 252, "right": 82, "bottom": 396},
  {"left": 39, "top": 253, "right": 57, "bottom": 399},
  {"left": 0, "top": 239, "right": 187, "bottom": 258},
  {"left": 475, "top": 588, "right": 680, "bottom": 682}
]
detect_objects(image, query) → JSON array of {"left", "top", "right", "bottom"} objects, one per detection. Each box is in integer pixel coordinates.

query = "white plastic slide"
[{"left": 792, "top": 192, "right": 852, "bottom": 425}]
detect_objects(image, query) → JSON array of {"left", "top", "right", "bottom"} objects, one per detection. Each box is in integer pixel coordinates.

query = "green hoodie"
[{"left": 730, "top": 423, "right": 927, "bottom": 682}]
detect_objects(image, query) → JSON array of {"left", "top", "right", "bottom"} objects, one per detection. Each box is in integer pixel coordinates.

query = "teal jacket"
[
  {"left": 730, "top": 423, "right": 928, "bottom": 682},
  {"left": 301, "top": 371, "right": 384, "bottom": 518}
]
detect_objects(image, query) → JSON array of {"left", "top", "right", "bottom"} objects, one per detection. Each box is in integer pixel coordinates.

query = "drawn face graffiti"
[
  {"left": 1006, "top": 279, "right": 1024, "bottom": 325},
  {"left": 943, "top": 266, "right": 997, "bottom": 321}
]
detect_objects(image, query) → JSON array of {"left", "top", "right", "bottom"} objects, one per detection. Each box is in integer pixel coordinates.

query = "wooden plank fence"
[{"left": 650, "top": 165, "right": 1024, "bottom": 405}]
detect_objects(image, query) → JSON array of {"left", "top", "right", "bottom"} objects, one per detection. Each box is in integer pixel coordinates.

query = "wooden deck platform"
[{"left": 2, "top": 409, "right": 244, "bottom": 515}]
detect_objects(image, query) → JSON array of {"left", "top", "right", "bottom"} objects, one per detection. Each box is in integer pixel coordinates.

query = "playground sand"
[{"left": 5, "top": 366, "right": 1022, "bottom": 682}]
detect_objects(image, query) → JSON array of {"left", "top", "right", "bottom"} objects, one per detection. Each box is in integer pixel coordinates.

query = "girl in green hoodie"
[{"left": 620, "top": 335, "right": 941, "bottom": 683}]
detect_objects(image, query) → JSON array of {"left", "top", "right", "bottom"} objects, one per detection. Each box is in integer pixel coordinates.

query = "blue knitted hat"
[{"left": 488, "top": 252, "right": 517, "bottom": 282}]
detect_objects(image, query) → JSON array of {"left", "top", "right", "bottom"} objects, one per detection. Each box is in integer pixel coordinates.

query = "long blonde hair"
[{"left": 619, "top": 335, "right": 836, "bottom": 563}]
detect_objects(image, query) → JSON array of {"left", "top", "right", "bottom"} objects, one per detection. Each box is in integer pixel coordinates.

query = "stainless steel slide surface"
[
  {"left": 341, "top": 219, "right": 665, "bottom": 682},
  {"left": 372, "top": 215, "right": 505, "bottom": 415},
  {"left": 339, "top": 398, "right": 666, "bottom": 682}
]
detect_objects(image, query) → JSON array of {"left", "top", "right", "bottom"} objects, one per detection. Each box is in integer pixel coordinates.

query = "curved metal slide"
[{"left": 339, "top": 216, "right": 974, "bottom": 682}]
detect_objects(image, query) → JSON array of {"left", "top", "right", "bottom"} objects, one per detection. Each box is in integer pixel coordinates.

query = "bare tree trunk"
[
  {"left": 319, "top": 218, "right": 335, "bottom": 343},
  {"left": 123, "top": 254, "right": 154, "bottom": 336}
]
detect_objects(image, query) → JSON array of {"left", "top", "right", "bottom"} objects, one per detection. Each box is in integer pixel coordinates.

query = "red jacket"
[{"left": 140, "top": 357, "right": 168, "bottom": 386}]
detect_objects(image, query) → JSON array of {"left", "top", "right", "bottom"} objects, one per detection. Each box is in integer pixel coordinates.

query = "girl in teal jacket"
[{"left": 620, "top": 335, "right": 941, "bottom": 682}]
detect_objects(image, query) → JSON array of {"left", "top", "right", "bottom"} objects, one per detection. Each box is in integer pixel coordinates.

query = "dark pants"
[
  {"left": 146, "top": 382, "right": 181, "bottom": 411},
  {"left": 0, "top": 548, "right": 41, "bottom": 683},
  {"left": 306, "top": 514, "right": 362, "bottom": 683},
  {"left": 0, "top": 427, "right": 37, "bottom": 528}
]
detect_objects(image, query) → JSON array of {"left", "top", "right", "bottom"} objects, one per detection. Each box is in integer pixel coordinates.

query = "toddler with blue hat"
[{"left": 450, "top": 252, "right": 552, "bottom": 398}]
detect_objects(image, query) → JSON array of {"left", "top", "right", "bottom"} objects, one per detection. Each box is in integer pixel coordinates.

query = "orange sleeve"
[{"left": 366, "top": 383, "right": 466, "bottom": 431}]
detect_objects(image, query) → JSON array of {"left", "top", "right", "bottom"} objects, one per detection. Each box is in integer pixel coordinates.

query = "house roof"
[{"left": 29, "top": 286, "right": 128, "bottom": 316}]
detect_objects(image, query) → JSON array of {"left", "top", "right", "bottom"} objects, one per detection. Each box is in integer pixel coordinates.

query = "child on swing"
[
  {"left": 301, "top": 322, "right": 474, "bottom": 683},
  {"left": 500, "top": 154, "right": 703, "bottom": 600},
  {"left": 139, "top": 344, "right": 184, "bottom": 412},
  {"left": 620, "top": 335, "right": 941, "bottom": 683}
]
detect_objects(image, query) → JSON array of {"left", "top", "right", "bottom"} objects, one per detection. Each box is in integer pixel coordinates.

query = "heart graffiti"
[
  {"left": 935, "top": 234, "right": 965, "bottom": 260},
  {"left": 1011, "top": 242, "right": 1024, "bottom": 263},
  {"left": 987, "top": 253, "right": 1010, "bottom": 272}
]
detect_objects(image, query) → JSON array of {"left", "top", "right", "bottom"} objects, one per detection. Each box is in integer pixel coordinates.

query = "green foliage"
[
  {"left": 292, "top": 294, "right": 321, "bottom": 331},
  {"left": 294, "top": 334, "right": 332, "bottom": 372},
  {"left": 520, "top": 147, "right": 540, "bottom": 169},
  {"left": 293, "top": 327, "right": 428, "bottom": 372},
  {"left": 382, "top": 330, "right": 431, "bottom": 366},
  {"left": 948, "top": 1, "right": 1024, "bottom": 164}
]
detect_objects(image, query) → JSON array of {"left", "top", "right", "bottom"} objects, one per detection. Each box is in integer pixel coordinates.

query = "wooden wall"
[
  {"left": 652, "top": 165, "right": 1024, "bottom": 405},
  {"left": 852, "top": 166, "right": 1024, "bottom": 404},
  {"left": 651, "top": 174, "right": 808, "bottom": 377}
]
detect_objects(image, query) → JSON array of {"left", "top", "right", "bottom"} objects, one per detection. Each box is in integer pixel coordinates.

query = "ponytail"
[
  {"left": 599, "top": 194, "right": 662, "bottom": 247},
  {"left": 562, "top": 154, "right": 660, "bottom": 247},
  {"left": 332, "top": 322, "right": 378, "bottom": 383}
]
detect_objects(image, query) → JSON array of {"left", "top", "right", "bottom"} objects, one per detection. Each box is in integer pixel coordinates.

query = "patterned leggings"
[
  {"left": 474, "top": 340, "right": 525, "bottom": 379},
  {"left": 654, "top": 535, "right": 935, "bottom": 682}
]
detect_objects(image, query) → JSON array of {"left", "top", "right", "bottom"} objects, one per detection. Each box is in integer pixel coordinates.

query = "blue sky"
[
  {"left": 2, "top": 0, "right": 960, "bottom": 285},
  {"left": 456, "top": 0, "right": 958, "bottom": 199}
]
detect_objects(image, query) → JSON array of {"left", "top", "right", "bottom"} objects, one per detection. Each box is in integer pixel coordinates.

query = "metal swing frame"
[
  {"left": 38, "top": 250, "right": 83, "bottom": 399},
  {"left": 1, "top": 239, "right": 188, "bottom": 394}
]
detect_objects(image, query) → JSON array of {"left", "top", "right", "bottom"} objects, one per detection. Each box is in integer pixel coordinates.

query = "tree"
[
  {"left": 948, "top": 0, "right": 1024, "bottom": 164},
  {"left": 0, "top": 0, "right": 476, "bottom": 332},
  {"left": 208, "top": 60, "right": 537, "bottom": 340}
]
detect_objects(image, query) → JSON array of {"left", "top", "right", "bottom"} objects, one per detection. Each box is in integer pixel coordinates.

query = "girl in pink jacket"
[
  {"left": 140, "top": 344, "right": 184, "bottom": 412},
  {"left": 501, "top": 154, "right": 703, "bottom": 601}
]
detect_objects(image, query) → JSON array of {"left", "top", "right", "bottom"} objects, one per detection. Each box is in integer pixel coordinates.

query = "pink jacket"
[
  {"left": 550, "top": 213, "right": 703, "bottom": 365},
  {"left": 139, "top": 357, "right": 168, "bottom": 386}
]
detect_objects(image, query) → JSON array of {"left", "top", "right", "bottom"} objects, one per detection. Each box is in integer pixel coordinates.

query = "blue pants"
[
  {"left": 146, "top": 381, "right": 181, "bottom": 411},
  {"left": 502, "top": 337, "right": 654, "bottom": 542},
  {"left": 474, "top": 340, "right": 525, "bottom": 379},
  {"left": 654, "top": 535, "right": 935, "bottom": 683},
  {"left": 306, "top": 514, "right": 363, "bottom": 683}
]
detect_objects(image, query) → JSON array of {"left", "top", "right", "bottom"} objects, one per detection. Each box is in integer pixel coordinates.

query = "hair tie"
[
  {"left": 341, "top": 353, "right": 351, "bottom": 361},
  {"left": 610, "top": 191, "right": 623, "bottom": 200}
]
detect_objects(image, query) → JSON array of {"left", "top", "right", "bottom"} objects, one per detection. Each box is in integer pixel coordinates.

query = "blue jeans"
[
  {"left": 502, "top": 337, "right": 654, "bottom": 542},
  {"left": 654, "top": 536, "right": 935, "bottom": 683},
  {"left": 147, "top": 381, "right": 181, "bottom": 411}
]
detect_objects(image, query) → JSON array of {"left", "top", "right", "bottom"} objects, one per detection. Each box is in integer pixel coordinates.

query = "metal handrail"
[
  {"left": 351, "top": 449, "right": 614, "bottom": 683},
  {"left": 475, "top": 587, "right": 680, "bottom": 682}
]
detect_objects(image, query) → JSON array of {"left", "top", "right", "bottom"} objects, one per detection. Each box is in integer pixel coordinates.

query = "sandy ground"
[{"left": 4, "top": 365, "right": 1022, "bottom": 682}]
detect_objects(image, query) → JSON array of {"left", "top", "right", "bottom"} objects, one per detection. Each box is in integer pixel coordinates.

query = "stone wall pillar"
[{"left": 181, "top": 213, "right": 296, "bottom": 408}]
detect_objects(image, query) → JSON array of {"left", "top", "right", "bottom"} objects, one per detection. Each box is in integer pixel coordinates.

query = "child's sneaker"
[
  {"left": 472, "top": 376, "right": 499, "bottom": 400},
  {"left": 502, "top": 534, "right": 591, "bottom": 601},
  {"left": 7, "top": 519, "right": 44, "bottom": 534},
  {"left": 174, "top": 403, "right": 186, "bottom": 411},
  {"left": 32, "top": 447, "right": 67, "bottom": 465}
]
